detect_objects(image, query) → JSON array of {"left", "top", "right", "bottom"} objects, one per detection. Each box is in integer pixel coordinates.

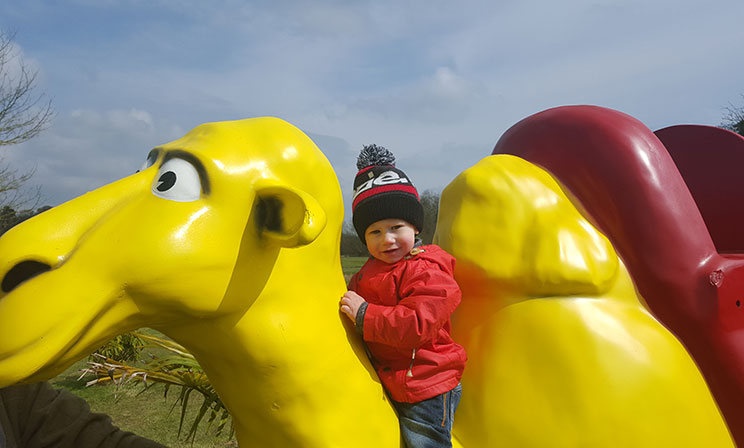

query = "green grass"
[
  {"left": 341, "top": 256, "right": 367, "bottom": 282},
  {"left": 49, "top": 258, "right": 369, "bottom": 446},
  {"left": 51, "top": 339, "right": 235, "bottom": 447}
]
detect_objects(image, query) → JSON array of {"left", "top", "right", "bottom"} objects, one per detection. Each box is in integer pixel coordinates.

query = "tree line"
[{"left": 0, "top": 204, "right": 51, "bottom": 235}]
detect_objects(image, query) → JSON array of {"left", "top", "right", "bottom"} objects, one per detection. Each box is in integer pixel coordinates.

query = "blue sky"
[{"left": 2, "top": 0, "right": 743, "bottom": 213}]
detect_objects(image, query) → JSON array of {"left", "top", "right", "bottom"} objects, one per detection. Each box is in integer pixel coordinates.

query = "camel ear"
[{"left": 254, "top": 180, "right": 327, "bottom": 247}]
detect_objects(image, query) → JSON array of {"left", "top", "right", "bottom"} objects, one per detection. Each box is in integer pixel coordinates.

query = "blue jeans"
[{"left": 392, "top": 383, "right": 462, "bottom": 448}]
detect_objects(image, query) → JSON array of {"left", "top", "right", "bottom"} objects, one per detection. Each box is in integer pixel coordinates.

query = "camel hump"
[{"left": 436, "top": 154, "right": 619, "bottom": 298}]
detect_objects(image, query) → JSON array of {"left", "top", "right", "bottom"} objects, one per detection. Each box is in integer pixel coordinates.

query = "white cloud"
[
  {"left": 3, "top": 0, "right": 744, "bottom": 210},
  {"left": 8, "top": 108, "right": 183, "bottom": 205}
]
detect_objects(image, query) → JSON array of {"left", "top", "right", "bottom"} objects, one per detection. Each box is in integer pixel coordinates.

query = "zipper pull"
[{"left": 406, "top": 349, "right": 416, "bottom": 377}]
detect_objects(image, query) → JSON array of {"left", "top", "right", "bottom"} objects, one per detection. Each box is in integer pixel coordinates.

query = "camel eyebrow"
[
  {"left": 145, "top": 148, "right": 160, "bottom": 164},
  {"left": 162, "top": 149, "right": 211, "bottom": 195}
]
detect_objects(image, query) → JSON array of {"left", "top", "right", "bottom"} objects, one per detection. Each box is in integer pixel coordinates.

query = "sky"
[{"left": 1, "top": 0, "right": 743, "bottom": 216}]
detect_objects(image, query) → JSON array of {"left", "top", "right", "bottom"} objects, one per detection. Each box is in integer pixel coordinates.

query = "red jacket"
[{"left": 349, "top": 245, "right": 467, "bottom": 403}]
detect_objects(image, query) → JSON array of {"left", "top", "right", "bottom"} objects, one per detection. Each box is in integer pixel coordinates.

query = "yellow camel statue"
[
  {"left": 434, "top": 155, "right": 733, "bottom": 446},
  {"left": 0, "top": 118, "right": 733, "bottom": 447},
  {"left": 0, "top": 118, "right": 400, "bottom": 447}
]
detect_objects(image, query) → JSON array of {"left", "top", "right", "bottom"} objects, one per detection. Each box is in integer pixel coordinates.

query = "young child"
[{"left": 340, "top": 144, "right": 467, "bottom": 448}]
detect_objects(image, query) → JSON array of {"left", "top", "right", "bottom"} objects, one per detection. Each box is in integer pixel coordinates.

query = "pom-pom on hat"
[{"left": 352, "top": 144, "right": 424, "bottom": 243}]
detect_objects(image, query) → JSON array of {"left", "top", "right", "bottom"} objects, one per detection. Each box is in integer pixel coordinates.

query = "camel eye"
[{"left": 151, "top": 158, "right": 201, "bottom": 202}]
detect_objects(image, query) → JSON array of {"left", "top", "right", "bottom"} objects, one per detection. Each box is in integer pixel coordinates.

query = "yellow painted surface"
[
  {"left": 0, "top": 118, "right": 400, "bottom": 447},
  {"left": 0, "top": 120, "right": 732, "bottom": 447},
  {"left": 435, "top": 154, "right": 733, "bottom": 447}
]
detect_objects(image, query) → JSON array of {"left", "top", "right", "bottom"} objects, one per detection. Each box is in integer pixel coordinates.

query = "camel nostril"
[{"left": 2, "top": 260, "right": 52, "bottom": 293}]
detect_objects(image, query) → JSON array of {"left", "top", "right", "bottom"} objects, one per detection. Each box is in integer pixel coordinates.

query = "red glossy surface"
[
  {"left": 655, "top": 125, "right": 744, "bottom": 254},
  {"left": 492, "top": 105, "right": 744, "bottom": 444}
]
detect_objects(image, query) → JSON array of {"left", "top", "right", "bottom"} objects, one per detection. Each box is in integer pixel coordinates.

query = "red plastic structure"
[
  {"left": 492, "top": 106, "right": 744, "bottom": 445},
  {"left": 655, "top": 124, "right": 744, "bottom": 254}
]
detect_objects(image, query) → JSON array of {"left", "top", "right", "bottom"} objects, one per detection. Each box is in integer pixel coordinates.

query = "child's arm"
[{"left": 363, "top": 262, "right": 460, "bottom": 349}]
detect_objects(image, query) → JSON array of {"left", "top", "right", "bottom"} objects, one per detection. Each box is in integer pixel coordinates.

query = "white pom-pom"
[{"left": 357, "top": 144, "right": 396, "bottom": 170}]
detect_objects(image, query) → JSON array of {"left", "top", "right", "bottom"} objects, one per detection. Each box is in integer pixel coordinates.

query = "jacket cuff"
[{"left": 355, "top": 302, "right": 368, "bottom": 337}]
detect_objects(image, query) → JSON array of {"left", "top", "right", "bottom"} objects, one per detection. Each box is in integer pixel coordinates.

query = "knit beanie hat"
[{"left": 352, "top": 144, "right": 424, "bottom": 243}]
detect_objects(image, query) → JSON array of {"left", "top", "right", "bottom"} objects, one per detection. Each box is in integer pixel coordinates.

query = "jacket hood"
[{"left": 411, "top": 245, "right": 456, "bottom": 277}]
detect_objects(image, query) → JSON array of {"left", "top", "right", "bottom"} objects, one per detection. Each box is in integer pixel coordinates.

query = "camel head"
[{"left": 0, "top": 117, "right": 343, "bottom": 387}]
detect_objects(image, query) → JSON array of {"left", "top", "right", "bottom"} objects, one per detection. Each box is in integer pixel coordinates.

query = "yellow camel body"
[
  {"left": 436, "top": 155, "right": 733, "bottom": 447},
  {"left": 0, "top": 119, "right": 733, "bottom": 446},
  {"left": 0, "top": 118, "right": 400, "bottom": 447}
]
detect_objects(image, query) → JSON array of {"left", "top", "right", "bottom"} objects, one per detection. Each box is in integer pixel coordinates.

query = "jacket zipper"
[{"left": 406, "top": 348, "right": 416, "bottom": 377}]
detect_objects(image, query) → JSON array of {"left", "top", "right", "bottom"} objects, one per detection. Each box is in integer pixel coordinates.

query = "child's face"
[{"left": 364, "top": 218, "right": 418, "bottom": 264}]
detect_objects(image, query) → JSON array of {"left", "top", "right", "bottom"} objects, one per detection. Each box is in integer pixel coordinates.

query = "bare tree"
[
  {"left": 0, "top": 30, "right": 53, "bottom": 232},
  {"left": 721, "top": 95, "right": 744, "bottom": 136},
  {"left": 0, "top": 30, "right": 53, "bottom": 146}
]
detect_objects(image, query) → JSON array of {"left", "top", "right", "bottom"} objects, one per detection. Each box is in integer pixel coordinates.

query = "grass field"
[
  {"left": 52, "top": 256, "right": 369, "bottom": 447},
  {"left": 51, "top": 351, "right": 235, "bottom": 447}
]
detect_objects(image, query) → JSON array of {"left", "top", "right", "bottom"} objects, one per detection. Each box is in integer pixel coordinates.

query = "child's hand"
[{"left": 340, "top": 291, "right": 367, "bottom": 322}]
